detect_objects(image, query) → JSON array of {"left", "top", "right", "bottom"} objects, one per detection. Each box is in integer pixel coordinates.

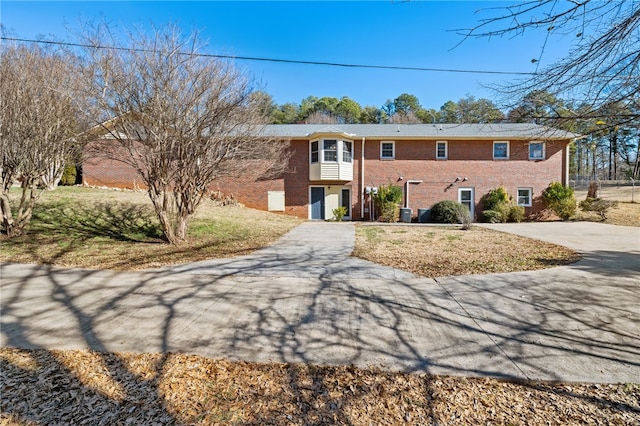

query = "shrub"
[
  {"left": 482, "top": 185, "right": 509, "bottom": 210},
  {"left": 431, "top": 200, "right": 466, "bottom": 224},
  {"left": 580, "top": 197, "right": 618, "bottom": 221},
  {"left": 542, "top": 182, "right": 577, "bottom": 220},
  {"left": 481, "top": 186, "right": 520, "bottom": 223},
  {"left": 332, "top": 206, "right": 347, "bottom": 221},
  {"left": 508, "top": 205, "right": 525, "bottom": 223},
  {"left": 482, "top": 209, "right": 504, "bottom": 223},
  {"left": 60, "top": 164, "right": 77, "bottom": 186},
  {"left": 456, "top": 205, "right": 473, "bottom": 230},
  {"left": 373, "top": 183, "right": 402, "bottom": 223}
]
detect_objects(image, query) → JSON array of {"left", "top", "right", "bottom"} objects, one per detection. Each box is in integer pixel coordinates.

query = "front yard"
[{"left": 1, "top": 187, "right": 637, "bottom": 425}]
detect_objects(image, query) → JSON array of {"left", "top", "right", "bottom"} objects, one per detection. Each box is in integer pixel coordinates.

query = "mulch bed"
[{"left": 2, "top": 348, "right": 638, "bottom": 425}]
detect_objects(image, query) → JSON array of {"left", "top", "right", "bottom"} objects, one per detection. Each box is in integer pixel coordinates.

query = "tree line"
[{"left": 252, "top": 92, "right": 507, "bottom": 125}]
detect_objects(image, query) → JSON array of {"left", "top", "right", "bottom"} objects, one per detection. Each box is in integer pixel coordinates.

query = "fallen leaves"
[
  {"left": 2, "top": 348, "right": 638, "bottom": 425},
  {"left": 353, "top": 225, "right": 580, "bottom": 277}
]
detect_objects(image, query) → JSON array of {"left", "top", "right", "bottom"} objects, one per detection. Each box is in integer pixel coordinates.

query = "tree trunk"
[
  {"left": 1, "top": 184, "right": 38, "bottom": 238},
  {"left": 1, "top": 192, "right": 15, "bottom": 236},
  {"left": 174, "top": 214, "right": 189, "bottom": 243},
  {"left": 147, "top": 187, "right": 189, "bottom": 245}
]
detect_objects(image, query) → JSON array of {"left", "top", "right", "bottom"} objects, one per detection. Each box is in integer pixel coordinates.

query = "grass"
[
  {"left": 1, "top": 186, "right": 636, "bottom": 425},
  {"left": 574, "top": 184, "right": 640, "bottom": 227},
  {"left": 353, "top": 225, "right": 580, "bottom": 278},
  {"left": 575, "top": 201, "right": 640, "bottom": 227},
  {"left": 0, "top": 186, "right": 301, "bottom": 270}
]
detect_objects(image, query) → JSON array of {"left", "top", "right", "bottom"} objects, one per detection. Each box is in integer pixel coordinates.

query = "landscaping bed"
[{"left": 1, "top": 348, "right": 638, "bottom": 425}]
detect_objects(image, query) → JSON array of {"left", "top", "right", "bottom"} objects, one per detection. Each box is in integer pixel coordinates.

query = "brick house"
[{"left": 83, "top": 123, "right": 579, "bottom": 221}]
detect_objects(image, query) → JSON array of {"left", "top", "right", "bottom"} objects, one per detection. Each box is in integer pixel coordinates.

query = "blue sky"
[{"left": 1, "top": 1, "right": 576, "bottom": 110}]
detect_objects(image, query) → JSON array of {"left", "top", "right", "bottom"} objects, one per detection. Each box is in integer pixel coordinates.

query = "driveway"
[{"left": 1, "top": 222, "right": 638, "bottom": 383}]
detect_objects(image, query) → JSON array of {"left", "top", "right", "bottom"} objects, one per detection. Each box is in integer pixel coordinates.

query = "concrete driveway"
[{"left": 1, "top": 222, "right": 638, "bottom": 383}]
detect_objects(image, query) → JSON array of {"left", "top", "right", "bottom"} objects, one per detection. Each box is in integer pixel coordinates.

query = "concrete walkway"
[{"left": 1, "top": 222, "right": 639, "bottom": 383}]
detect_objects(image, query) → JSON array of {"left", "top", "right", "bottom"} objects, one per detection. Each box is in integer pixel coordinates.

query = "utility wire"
[{"left": 1, "top": 36, "right": 537, "bottom": 76}]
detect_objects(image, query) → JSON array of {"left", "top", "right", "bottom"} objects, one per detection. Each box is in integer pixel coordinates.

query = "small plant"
[
  {"left": 373, "top": 183, "right": 402, "bottom": 223},
  {"left": 60, "top": 164, "right": 77, "bottom": 186},
  {"left": 580, "top": 197, "right": 618, "bottom": 221},
  {"left": 456, "top": 204, "right": 473, "bottom": 229},
  {"left": 332, "top": 206, "right": 348, "bottom": 221},
  {"left": 481, "top": 185, "right": 515, "bottom": 223},
  {"left": 542, "top": 182, "right": 577, "bottom": 220},
  {"left": 431, "top": 200, "right": 466, "bottom": 224}
]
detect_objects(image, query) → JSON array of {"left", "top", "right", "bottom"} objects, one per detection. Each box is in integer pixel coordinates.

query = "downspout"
[
  {"left": 565, "top": 139, "right": 572, "bottom": 186},
  {"left": 360, "top": 137, "right": 366, "bottom": 220}
]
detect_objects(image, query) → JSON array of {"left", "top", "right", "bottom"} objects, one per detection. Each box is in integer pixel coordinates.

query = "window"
[
  {"left": 493, "top": 141, "right": 509, "bottom": 159},
  {"left": 517, "top": 188, "right": 532, "bottom": 207},
  {"left": 310, "top": 141, "right": 318, "bottom": 163},
  {"left": 529, "top": 142, "right": 545, "bottom": 160},
  {"left": 323, "top": 140, "right": 337, "bottom": 162},
  {"left": 381, "top": 141, "right": 395, "bottom": 159},
  {"left": 436, "top": 141, "right": 448, "bottom": 159},
  {"left": 342, "top": 141, "right": 353, "bottom": 163}
]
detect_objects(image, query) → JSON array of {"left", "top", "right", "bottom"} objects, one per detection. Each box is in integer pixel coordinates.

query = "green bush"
[
  {"left": 482, "top": 209, "right": 504, "bottom": 223},
  {"left": 60, "top": 165, "right": 77, "bottom": 186},
  {"left": 481, "top": 186, "right": 520, "bottom": 223},
  {"left": 482, "top": 185, "right": 509, "bottom": 210},
  {"left": 542, "top": 182, "right": 576, "bottom": 220},
  {"left": 373, "top": 183, "right": 402, "bottom": 223},
  {"left": 431, "top": 200, "right": 466, "bottom": 224},
  {"left": 508, "top": 205, "right": 525, "bottom": 223},
  {"left": 332, "top": 206, "right": 348, "bottom": 221}
]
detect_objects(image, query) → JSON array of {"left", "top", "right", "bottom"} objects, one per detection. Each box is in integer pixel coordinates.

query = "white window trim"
[
  {"left": 311, "top": 138, "right": 354, "bottom": 164},
  {"left": 493, "top": 141, "right": 510, "bottom": 160},
  {"left": 323, "top": 139, "right": 338, "bottom": 162},
  {"left": 310, "top": 140, "right": 319, "bottom": 163},
  {"left": 342, "top": 140, "right": 353, "bottom": 163},
  {"left": 458, "top": 187, "right": 475, "bottom": 219},
  {"left": 517, "top": 187, "right": 533, "bottom": 207},
  {"left": 436, "top": 141, "right": 448, "bottom": 160},
  {"left": 380, "top": 141, "right": 395, "bottom": 160},
  {"left": 529, "top": 141, "right": 545, "bottom": 161}
]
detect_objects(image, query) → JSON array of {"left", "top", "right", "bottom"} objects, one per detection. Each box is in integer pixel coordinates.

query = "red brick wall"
[
  {"left": 358, "top": 139, "right": 568, "bottom": 219},
  {"left": 82, "top": 140, "right": 287, "bottom": 209},
  {"left": 83, "top": 137, "right": 570, "bottom": 220}
]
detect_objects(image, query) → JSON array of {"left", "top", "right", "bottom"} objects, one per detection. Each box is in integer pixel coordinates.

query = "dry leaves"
[
  {"left": 2, "top": 348, "right": 638, "bottom": 425},
  {"left": 354, "top": 226, "right": 580, "bottom": 278}
]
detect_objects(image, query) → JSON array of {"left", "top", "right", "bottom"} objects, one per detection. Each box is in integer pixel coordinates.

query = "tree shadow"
[
  {"left": 1, "top": 223, "right": 639, "bottom": 423},
  {"left": 29, "top": 200, "right": 164, "bottom": 242}
]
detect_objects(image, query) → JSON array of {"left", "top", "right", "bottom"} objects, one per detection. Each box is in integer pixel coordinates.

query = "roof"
[{"left": 259, "top": 123, "right": 580, "bottom": 140}]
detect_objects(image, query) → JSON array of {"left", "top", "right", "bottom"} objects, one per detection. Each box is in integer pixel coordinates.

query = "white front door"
[{"left": 458, "top": 187, "right": 474, "bottom": 220}]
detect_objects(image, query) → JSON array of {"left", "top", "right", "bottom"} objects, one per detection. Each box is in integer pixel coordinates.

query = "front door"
[
  {"left": 458, "top": 187, "right": 474, "bottom": 219},
  {"left": 310, "top": 187, "right": 325, "bottom": 220},
  {"left": 341, "top": 188, "right": 351, "bottom": 220}
]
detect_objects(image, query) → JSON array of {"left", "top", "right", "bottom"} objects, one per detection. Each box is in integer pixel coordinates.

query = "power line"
[{"left": 1, "top": 36, "right": 536, "bottom": 77}]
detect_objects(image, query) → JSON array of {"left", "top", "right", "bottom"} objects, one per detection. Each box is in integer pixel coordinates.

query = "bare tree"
[
  {"left": 0, "top": 43, "right": 82, "bottom": 237},
  {"left": 460, "top": 1, "right": 640, "bottom": 123},
  {"left": 82, "top": 24, "right": 289, "bottom": 244}
]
